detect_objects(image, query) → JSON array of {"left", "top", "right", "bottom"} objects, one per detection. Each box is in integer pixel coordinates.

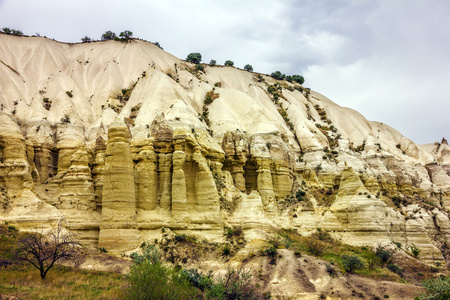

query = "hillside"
[{"left": 0, "top": 33, "right": 450, "bottom": 292}]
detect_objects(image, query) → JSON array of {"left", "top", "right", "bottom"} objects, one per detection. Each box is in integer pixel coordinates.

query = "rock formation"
[{"left": 0, "top": 33, "right": 449, "bottom": 263}]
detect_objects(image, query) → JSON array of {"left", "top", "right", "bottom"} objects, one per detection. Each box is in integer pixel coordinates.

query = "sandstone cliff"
[{"left": 0, "top": 34, "right": 449, "bottom": 263}]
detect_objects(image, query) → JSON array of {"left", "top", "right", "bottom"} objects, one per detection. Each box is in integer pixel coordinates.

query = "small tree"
[
  {"left": 244, "top": 64, "right": 253, "bottom": 72},
  {"left": 186, "top": 53, "right": 202, "bottom": 64},
  {"left": 15, "top": 218, "right": 81, "bottom": 279},
  {"left": 1, "top": 27, "right": 12, "bottom": 34},
  {"left": 119, "top": 30, "right": 133, "bottom": 41},
  {"left": 224, "top": 60, "right": 234, "bottom": 67},
  {"left": 342, "top": 254, "right": 365, "bottom": 273},
  {"left": 291, "top": 74, "right": 305, "bottom": 84},
  {"left": 101, "top": 30, "right": 116, "bottom": 41},
  {"left": 271, "top": 71, "right": 285, "bottom": 80},
  {"left": 209, "top": 59, "right": 216, "bottom": 66},
  {"left": 81, "top": 36, "right": 92, "bottom": 42},
  {"left": 11, "top": 29, "right": 23, "bottom": 36}
]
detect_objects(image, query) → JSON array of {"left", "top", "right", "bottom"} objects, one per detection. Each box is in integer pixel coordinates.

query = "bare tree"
[{"left": 16, "top": 218, "right": 81, "bottom": 279}]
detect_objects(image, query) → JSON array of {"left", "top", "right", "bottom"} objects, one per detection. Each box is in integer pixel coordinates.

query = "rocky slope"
[{"left": 0, "top": 33, "right": 449, "bottom": 266}]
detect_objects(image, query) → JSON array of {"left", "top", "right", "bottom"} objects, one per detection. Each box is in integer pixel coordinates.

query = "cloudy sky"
[{"left": 0, "top": 0, "right": 448, "bottom": 144}]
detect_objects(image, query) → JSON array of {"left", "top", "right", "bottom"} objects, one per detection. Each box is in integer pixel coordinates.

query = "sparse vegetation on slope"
[{"left": 127, "top": 242, "right": 263, "bottom": 299}]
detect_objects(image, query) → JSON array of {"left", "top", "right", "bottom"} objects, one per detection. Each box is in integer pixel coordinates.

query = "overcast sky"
[{"left": 0, "top": 0, "right": 448, "bottom": 144}]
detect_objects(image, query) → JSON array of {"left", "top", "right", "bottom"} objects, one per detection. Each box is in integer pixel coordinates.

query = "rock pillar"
[
  {"left": 158, "top": 153, "right": 172, "bottom": 210},
  {"left": 193, "top": 146, "right": 220, "bottom": 214},
  {"left": 256, "top": 158, "right": 276, "bottom": 212},
  {"left": 98, "top": 119, "right": 139, "bottom": 253},
  {"left": 171, "top": 141, "right": 187, "bottom": 219},
  {"left": 231, "top": 161, "right": 246, "bottom": 192},
  {"left": 135, "top": 143, "right": 158, "bottom": 210}
]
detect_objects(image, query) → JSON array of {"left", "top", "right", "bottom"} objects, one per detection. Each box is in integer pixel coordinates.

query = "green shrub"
[
  {"left": 209, "top": 59, "right": 216, "bottom": 66},
  {"left": 195, "top": 64, "right": 204, "bottom": 71},
  {"left": 80, "top": 36, "right": 91, "bottom": 43},
  {"left": 244, "top": 64, "right": 253, "bottom": 72},
  {"left": 128, "top": 244, "right": 196, "bottom": 299},
  {"left": 409, "top": 243, "right": 421, "bottom": 258},
  {"left": 291, "top": 75, "right": 304, "bottom": 84},
  {"left": 375, "top": 245, "right": 393, "bottom": 263},
  {"left": 186, "top": 53, "right": 202, "bottom": 64},
  {"left": 295, "top": 189, "right": 306, "bottom": 201},
  {"left": 2, "top": 27, "right": 23, "bottom": 36},
  {"left": 264, "top": 246, "right": 277, "bottom": 258},
  {"left": 65, "top": 91, "right": 73, "bottom": 98},
  {"left": 153, "top": 42, "right": 163, "bottom": 49},
  {"left": 1, "top": 27, "right": 12, "bottom": 34},
  {"left": 222, "top": 243, "right": 231, "bottom": 255},
  {"left": 207, "top": 268, "right": 261, "bottom": 300},
  {"left": 326, "top": 263, "right": 337, "bottom": 277},
  {"left": 175, "top": 234, "right": 187, "bottom": 242},
  {"left": 342, "top": 254, "right": 365, "bottom": 273},
  {"left": 224, "top": 60, "right": 234, "bottom": 67},
  {"left": 128, "top": 259, "right": 196, "bottom": 299},
  {"left": 101, "top": 31, "right": 116, "bottom": 41},
  {"left": 119, "top": 30, "right": 133, "bottom": 41},
  {"left": 419, "top": 276, "right": 450, "bottom": 300},
  {"left": 387, "top": 263, "right": 403, "bottom": 276},
  {"left": 271, "top": 71, "right": 285, "bottom": 80},
  {"left": 182, "top": 268, "right": 213, "bottom": 291}
]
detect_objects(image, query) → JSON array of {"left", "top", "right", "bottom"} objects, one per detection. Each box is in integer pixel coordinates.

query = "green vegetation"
[
  {"left": 127, "top": 243, "right": 262, "bottom": 299},
  {"left": 101, "top": 30, "right": 117, "bottom": 41},
  {"left": 224, "top": 60, "right": 234, "bottom": 67},
  {"left": 42, "top": 97, "right": 51, "bottom": 111},
  {"left": 196, "top": 64, "right": 205, "bottom": 72},
  {"left": 295, "top": 189, "right": 306, "bottom": 201},
  {"left": 375, "top": 245, "right": 393, "bottom": 264},
  {"left": 271, "top": 71, "right": 305, "bottom": 84},
  {"left": 80, "top": 36, "right": 92, "bottom": 43},
  {"left": 209, "top": 59, "right": 216, "bottom": 66},
  {"left": 153, "top": 42, "right": 163, "bottom": 49},
  {"left": 1, "top": 27, "right": 23, "bottom": 36},
  {"left": 342, "top": 254, "right": 365, "bottom": 273},
  {"left": 0, "top": 223, "right": 126, "bottom": 298},
  {"left": 419, "top": 276, "right": 450, "bottom": 300},
  {"left": 186, "top": 52, "right": 202, "bottom": 64},
  {"left": 271, "top": 71, "right": 285, "bottom": 80},
  {"left": 286, "top": 74, "right": 305, "bottom": 84},
  {"left": 277, "top": 229, "right": 406, "bottom": 280},
  {"left": 204, "top": 90, "right": 219, "bottom": 105},
  {"left": 128, "top": 244, "right": 196, "bottom": 299},
  {"left": 409, "top": 243, "right": 421, "bottom": 258},
  {"left": 119, "top": 30, "right": 133, "bottom": 41},
  {"left": 65, "top": 91, "right": 73, "bottom": 98},
  {"left": 244, "top": 64, "right": 253, "bottom": 72},
  {"left": 199, "top": 89, "right": 219, "bottom": 128}
]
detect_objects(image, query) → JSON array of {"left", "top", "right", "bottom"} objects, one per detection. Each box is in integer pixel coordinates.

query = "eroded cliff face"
[{"left": 1, "top": 34, "right": 450, "bottom": 263}]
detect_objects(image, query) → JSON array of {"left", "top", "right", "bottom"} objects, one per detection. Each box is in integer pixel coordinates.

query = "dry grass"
[
  {"left": 0, "top": 223, "right": 127, "bottom": 299},
  {"left": 0, "top": 263, "right": 127, "bottom": 299}
]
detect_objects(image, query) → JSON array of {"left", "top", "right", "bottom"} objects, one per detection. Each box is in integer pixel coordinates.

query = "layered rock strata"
[{"left": 0, "top": 35, "right": 449, "bottom": 263}]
